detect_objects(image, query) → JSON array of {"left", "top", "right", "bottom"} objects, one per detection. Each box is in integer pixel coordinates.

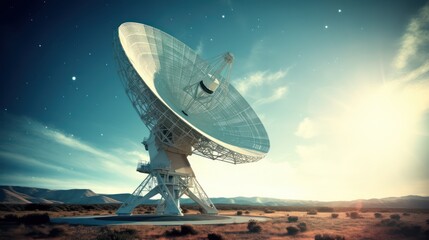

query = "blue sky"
[{"left": 1, "top": 0, "right": 428, "bottom": 201}]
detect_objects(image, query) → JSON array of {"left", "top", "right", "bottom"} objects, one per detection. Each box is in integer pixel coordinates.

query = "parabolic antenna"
[{"left": 114, "top": 22, "right": 270, "bottom": 216}]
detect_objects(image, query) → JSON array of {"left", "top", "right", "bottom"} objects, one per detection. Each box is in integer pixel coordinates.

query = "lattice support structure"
[{"left": 116, "top": 132, "right": 218, "bottom": 216}]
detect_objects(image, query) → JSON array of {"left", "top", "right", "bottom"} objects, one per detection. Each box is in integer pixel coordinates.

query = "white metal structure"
[{"left": 114, "top": 22, "right": 269, "bottom": 216}]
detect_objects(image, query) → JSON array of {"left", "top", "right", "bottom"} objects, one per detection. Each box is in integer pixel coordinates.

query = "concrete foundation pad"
[{"left": 51, "top": 214, "right": 270, "bottom": 226}]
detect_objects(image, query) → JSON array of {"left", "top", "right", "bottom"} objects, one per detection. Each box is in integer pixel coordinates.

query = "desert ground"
[{"left": 0, "top": 204, "right": 428, "bottom": 239}]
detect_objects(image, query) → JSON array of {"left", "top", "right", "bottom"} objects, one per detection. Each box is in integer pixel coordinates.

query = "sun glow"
[{"left": 339, "top": 81, "right": 427, "bottom": 160}]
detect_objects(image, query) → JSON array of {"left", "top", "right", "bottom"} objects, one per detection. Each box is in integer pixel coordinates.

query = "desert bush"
[
  {"left": 402, "top": 212, "right": 410, "bottom": 216},
  {"left": 380, "top": 219, "right": 399, "bottom": 227},
  {"left": 26, "top": 229, "right": 48, "bottom": 238},
  {"left": 374, "top": 212, "right": 383, "bottom": 218},
  {"left": 315, "top": 234, "right": 346, "bottom": 240},
  {"left": 2, "top": 214, "right": 19, "bottom": 222},
  {"left": 165, "top": 225, "right": 198, "bottom": 237},
  {"left": 331, "top": 213, "right": 339, "bottom": 218},
  {"left": 96, "top": 227, "right": 138, "bottom": 240},
  {"left": 49, "top": 227, "right": 66, "bottom": 237},
  {"left": 288, "top": 216, "right": 299, "bottom": 222},
  {"left": 349, "top": 212, "right": 360, "bottom": 219},
  {"left": 392, "top": 223, "right": 421, "bottom": 237},
  {"left": 208, "top": 233, "right": 225, "bottom": 240},
  {"left": 247, "top": 220, "right": 262, "bottom": 233},
  {"left": 317, "top": 207, "right": 334, "bottom": 212},
  {"left": 236, "top": 210, "right": 243, "bottom": 216},
  {"left": 286, "top": 226, "right": 300, "bottom": 235},
  {"left": 245, "top": 210, "right": 250, "bottom": 214},
  {"left": 165, "top": 228, "right": 182, "bottom": 237},
  {"left": 390, "top": 214, "right": 401, "bottom": 221},
  {"left": 297, "top": 222, "right": 307, "bottom": 232},
  {"left": 345, "top": 212, "right": 350, "bottom": 217},
  {"left": 181, "top": 225, "right": 198, "bottom": 235},
  {"left": 264, "top": 209, "right": 275, "bottom": 213},
  {"left": 307, "top": 210, "right": 318, "bottom": 215},
  {"left": 19, "top": 213, "right": 50, "bottom": 225}
]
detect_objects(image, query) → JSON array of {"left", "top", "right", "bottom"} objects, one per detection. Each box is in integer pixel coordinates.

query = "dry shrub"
[
  {"left": 208, "top": 233, "right": 225, "bottom": 240},
  {"left": 390, "top": 214, "right": 400, "bottom": 221},
  {"left": 264, "top": 209, "right": 275, "bottom": 213},
  {"left": 165, "top": 228, "right": 181, "bottom": 237},
  {"left": 374, "top": 212, "right": 383, "bottom": 218},
  {"left": 247, "top": 220, "right": 262, "bottom": 233},
  {"left": 49, "top": 227, "right": 66, "bottom": 237},
  {"left": 245, "top": 210, "right": 250, "bottom": 214},
  {"left": 181, "top": 225, "right": 198, "bottom": 235},
  {"left": 165, "top": 225, "right": 198, "bottom": 237},
  {"left": 402, "top": 212, "right": 410, "bottom": 216},
  {"left": 2, "top": 214, "right": 19, "bottom": 222},
  {"left": 288, "top": 216, "right": 298, "bottom": 223},
  {"left": 297, "top": 222, "right": 307, "bottom": 232},
  {"left": 317, "top": 207, "right": 334, "bottom": 212},
  {"left": 331, "top": 213, "right": 339, "bottom": 218},
  {"left": 236, "top": 210, "right": 243, "bottom": 216},
  {"left": 307, "top": 210, "right": 318, "bottom": 215},
  {"left": 96, "top": 227, "right": 138, "bottom": 240},
  {"left": 286, "top": 226, "right": 299, "bottom": 235},
  {"left": 315, "top": 234, "right": 346, "bottom": 240},
  {"left": 380, "top": 219, "right": 399, "bottom": 227},
  {"left": 349, "top": 212, "right": 360, "bottom": 219},
  {"left": 19, "top": 213, "right": 50, "bottom": 225},
  {"left": 26, "top": 229, "right": 48, "bottom": 238},
  {"left": 393, "top": 223, "right": 421, "bottom": 237}
]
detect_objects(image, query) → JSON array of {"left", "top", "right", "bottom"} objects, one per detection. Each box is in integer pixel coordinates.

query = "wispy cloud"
[
  {"left": 254, "top": 86, "right": 288, "bottom": 106},
  {"left": 195, "top": 40, "right": 204, "bottom": 56},
  {"left": 233, "top": 68, "right": 290, "bottom": 106},
  {"left": 394, "top": 3, "right": 429, "bottom": 70},
  {"left": 295, "top": 117, "right": 318, "bottom": 139},
  {"left": 0, "top": 113, "right": 147, "bottom": 193},
  {"left": 235, "top": 69, "right": 289, "bottom": 95}
]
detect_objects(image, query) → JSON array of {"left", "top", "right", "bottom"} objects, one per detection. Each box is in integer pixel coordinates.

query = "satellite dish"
[{"left": 114, "top": 22, "right": 270, "bottom": 216}]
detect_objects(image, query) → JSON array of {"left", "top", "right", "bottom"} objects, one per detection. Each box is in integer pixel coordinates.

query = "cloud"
[
  {"left": 41, "top": 128, "right": 112, "bottom": 160},
  {"left": 235, "top": 69, "right": 289, "bottom": 95},
  {"left": 0, "top": 113, "right": 147, "bottom": 193},
  {"left": 254, "top": 86, "right": 288, "bottom": 106},
  {"left": 195, "top": 40, "right": 204, "bottom": 56},
  {"left": 295, "top": 117, "right": 318, "bottom": 139},
  {"left": 394, "top": 4, "right": 429, "bottom": 70}
]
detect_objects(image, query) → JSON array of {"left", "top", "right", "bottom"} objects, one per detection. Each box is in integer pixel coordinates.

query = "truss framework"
[{"left": 116, "top": 132, "right": 218, "bottom": 216}]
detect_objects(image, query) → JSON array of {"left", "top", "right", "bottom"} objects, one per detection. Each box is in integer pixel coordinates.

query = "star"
[
  {"left": 221, "top": 15, "right": 225, "bottom": 19},
  {"left": 325, "top": 25, "right": 329, "bottom": 29},
  {"left": 38, "top": 44, "right": 42, "bottom": 47},
  {"left": 72, "top": 76, "right": 76, "bottom": 81},
  {"left": 100, "top": 133, "right": 104, "bottom": 137},
  {"left": 338, "top": 9, "right": 342, "bottom": 13}
]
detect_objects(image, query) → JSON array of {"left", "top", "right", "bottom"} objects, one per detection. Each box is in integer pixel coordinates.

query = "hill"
[{"left": 1, "top": 185, "right": 428, "bottom": 208}]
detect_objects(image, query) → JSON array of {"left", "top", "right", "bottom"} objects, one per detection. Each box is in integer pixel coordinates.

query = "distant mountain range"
[{"left": 1, "top": 186, "right": 428, "bottom": 209}]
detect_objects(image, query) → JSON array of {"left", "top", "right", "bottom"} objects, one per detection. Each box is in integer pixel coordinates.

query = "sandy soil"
[{"left": 1, "top": 209, "right": 428, "bottom": 239}]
